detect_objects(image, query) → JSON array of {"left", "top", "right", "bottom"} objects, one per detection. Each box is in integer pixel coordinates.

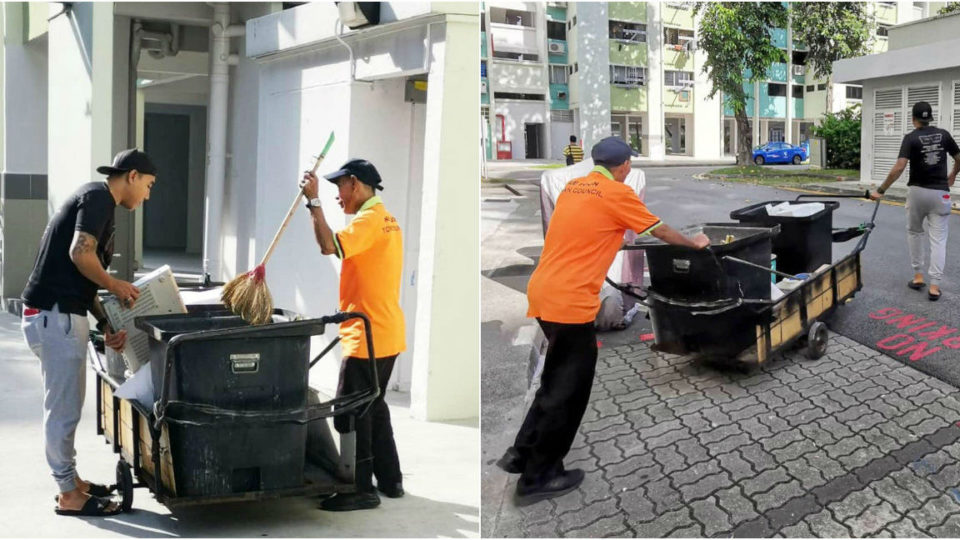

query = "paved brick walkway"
[{"left": 489, "top": 335, "right": 960, "bottom": 537}]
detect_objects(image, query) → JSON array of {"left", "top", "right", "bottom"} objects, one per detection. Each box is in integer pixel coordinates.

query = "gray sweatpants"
[
  {"left": 906, "top": 186, "right": 953, "bottom": 287},
  {"left": 21, "top": 303, "right": 90, "bottom": 493}
]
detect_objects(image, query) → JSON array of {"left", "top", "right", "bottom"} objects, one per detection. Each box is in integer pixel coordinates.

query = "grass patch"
[
  {"left": 529, "top": 163, "right": 567, "bottom": 170},
  {"left": 708, "top": 165, "right": 859, "bottom": 186}
]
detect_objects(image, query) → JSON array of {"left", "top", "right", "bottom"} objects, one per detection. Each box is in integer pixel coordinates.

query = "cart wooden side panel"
[
  {"left": 753, "top": 253, "right": 863, "bottom": 364},
  {"left": 137, "top": 413, "right": 178, "bottom": 496},
  {"left": 101, "top": 380, "right": 115, "bottom": 446}
]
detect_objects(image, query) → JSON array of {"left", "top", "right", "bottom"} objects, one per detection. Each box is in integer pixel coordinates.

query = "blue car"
[{"left": 752, "top": 141, "right": 808, "bottom": 165}]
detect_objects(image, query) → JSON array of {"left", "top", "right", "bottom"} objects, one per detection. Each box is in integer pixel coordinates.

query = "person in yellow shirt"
[
  {"left": 498, "top": 137, "right": 709, "bottom": 506},
  {"left": 300, "top": 158, "right": 406, "bottom": 511},
  {"left": 562, "top": 135, "right": 584, "bottom": 165}
]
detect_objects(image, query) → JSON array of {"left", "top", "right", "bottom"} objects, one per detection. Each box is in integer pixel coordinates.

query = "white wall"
[
  {"left": 859, "top": 67, "right": 960, "bottom": 183},
  {"left": 571, "top": 2, "right": 611, "bottom": 151},
  {"left": 47, "top": 2, "right": 95, "bottom": 211},
  {"left": 493, "top": 99, "right": 548, "bottom": 160},
  {"left": 551, "top": 120, "right": 574, "bottom": 159},
  {"left": 4, "top": 14, "right": 47, "bottom": 174}
]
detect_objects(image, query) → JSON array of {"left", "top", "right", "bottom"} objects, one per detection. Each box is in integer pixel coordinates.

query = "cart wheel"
[
  {"left": 806, "top": 322, "right": 829, "bottom": 360},
  {"left": 116, "top": 460, "right": 134, "bottom": 512}
]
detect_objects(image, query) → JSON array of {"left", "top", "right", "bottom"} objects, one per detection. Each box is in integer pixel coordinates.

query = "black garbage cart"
[
  {"left": 88, "top": 306, "right": 379, "bottom": 510},
  {"left": 615, "top": 192, "right": 878, "bottom": 365}
]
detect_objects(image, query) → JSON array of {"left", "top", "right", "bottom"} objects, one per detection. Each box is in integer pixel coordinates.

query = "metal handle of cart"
[{"left": 153, "top": 311, "right": 379, "bottom": 431}]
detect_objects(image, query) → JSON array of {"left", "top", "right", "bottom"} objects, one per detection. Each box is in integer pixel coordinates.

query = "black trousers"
[
  {"left": 334, "top": 355, "right": 401, "bottom": 493},
  {"left": 512, "top": 319, "right": 598, "bottom": 486}
]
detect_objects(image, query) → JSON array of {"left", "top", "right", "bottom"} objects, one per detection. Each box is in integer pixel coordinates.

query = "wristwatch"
[
  {"left": 877, "top": 187, "right": 886, "bottom": 194},
  {"left": 305, "top": 197, "right": 322, "bottom": 209}
]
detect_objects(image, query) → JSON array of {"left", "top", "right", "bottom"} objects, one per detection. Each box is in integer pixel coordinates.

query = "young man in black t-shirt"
[
  {"left": 871, "top": 101, "right": 960, "bottom": 301},
  {"left": 21, "top": 148, "right": 156, "bottom": 516}
]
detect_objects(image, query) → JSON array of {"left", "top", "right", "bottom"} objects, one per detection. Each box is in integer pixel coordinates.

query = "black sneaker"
[
  {"left": 514, "top": 469, "right": 585, "bottom": 507},
  {"left": 496, "top": 447, "right": 524, "bottom": 474},
  {"left": 378, "top": 482, "right": 404, "bottom": 498},
  {"left": 319, "top": 491, "right": 381, "bottom": 511}
]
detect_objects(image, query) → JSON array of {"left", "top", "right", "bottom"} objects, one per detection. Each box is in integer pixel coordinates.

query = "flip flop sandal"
[
  {"left": 54, "top": 482, "right": 116, "bottom": 502},
  {"left": 908, "top": 281, "right": 926, "bottom": 290},
  {"left": 54, "top": 495, "right": 122, "bottom": 517},
  {"left": 929, "top": 291, "right": 942, "bottom": 301}
]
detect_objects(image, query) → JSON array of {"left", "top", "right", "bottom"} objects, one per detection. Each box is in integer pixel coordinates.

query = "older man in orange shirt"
[
  {"left": 301, "top": 158, "right": 406, "bottom": 512},
  {"left": 498, "top": 137, "right": 709, "bottom": 506}
]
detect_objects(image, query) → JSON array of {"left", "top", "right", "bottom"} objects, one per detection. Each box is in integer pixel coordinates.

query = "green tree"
[
  {"left": 694, "top": 2, "right": 788, "bottom": 165},
  {"left": 790, "top": 2, "right": 874, "bottom": 115},
  {"left": 938, "top": 2, "right": 960, "bottom": 15},
  {"left": 811, "top": 105, "right": 861, "bottom": 169}
]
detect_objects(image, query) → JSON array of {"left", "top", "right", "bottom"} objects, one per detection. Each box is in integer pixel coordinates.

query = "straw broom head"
[{"left": 222, "top": 264, "right": 274, "bottom": 325}]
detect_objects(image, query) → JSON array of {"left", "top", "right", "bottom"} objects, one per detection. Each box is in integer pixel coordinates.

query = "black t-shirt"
[
  {"left": 22, "top": 182, "right": 116, "bottom": 315},
  {"left": 899, "top": 126, "right": 960, "bottom": 191}
]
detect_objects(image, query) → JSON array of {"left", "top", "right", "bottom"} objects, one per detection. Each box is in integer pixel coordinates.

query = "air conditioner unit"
[
  {"left": 337, "top": 2, "right": 381, "bottom": 29},
  {"left": 548, "top": 41, "right": 566, "bottom": 54},
  {"left": 681, "top": 38, "right": 697, "bottom": 52},
  {"left": 793, "top": 65, "right": 805, "bottom": 77},
  {"left": 481, "top": 80, "right": 488, "bottom": 93}
]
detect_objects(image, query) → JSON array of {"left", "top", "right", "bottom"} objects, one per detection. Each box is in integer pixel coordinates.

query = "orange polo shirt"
[
  {"left": 527, "top": 167, "right": 662, "bottom": 324},
  {"left": 333, "top": 196, "right": 406, "bottom": 359}
]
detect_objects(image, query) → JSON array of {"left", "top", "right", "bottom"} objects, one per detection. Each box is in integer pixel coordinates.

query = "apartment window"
[
  {"left": 549, "top": 65, "right": 568, "bottom": 84},
  {"left": 490, "top": 7, "right": 534, "bottom": 27},
  {"left": 610, "top": 65, "right": 647, "bottom": 87},
  {"left": 480, "top": 13, "right": 485, "bottom": 32},
  {"left": 664, "top": 27, "right": 695, "bottom": 46},
  {"left": 547, "top": 20, "right": 566, "bottom": 40},
  {"left": 609, "top": 20, "right": 647, "bottom": 43},
  {"left": 877, "top": 24, "right": 890, "bottom": 37},
  {"left": 574, "top": 62, "right": 578, "bottom": 73},
  {"left": 493, "top": 92, "right": 545, "bottom": 101},
  {"left": 793, "top": 85, "right": 804, "bottom": 97},
  {"left": 493, "top": 51, "right": 540, "bottom": 62},
  {"left": 806, "top": 85, "right": 815, "bottom": 92},
  {"left": 664, "top": 70, "right": 694, "bottom": 87},
  {"left": 846, "top": 85, "right": 863, "bottom": 100},
  {"left": 792, "top": 50, "right": 808, "bottom": 65},
  {"left": 568, "top": 15, "right": 576, "bottom": 30},
  {"left": 878, "top": 1, "right": 896, "bottom": 6},
  {"left": 551, "top": 110, "right": 574, "bottom": 122},
  {"left": 768, "top": 83, "right": 786, "bottom": 97},
  {"left": 818, "top": 83, "right": 827, "bottom": 91}
]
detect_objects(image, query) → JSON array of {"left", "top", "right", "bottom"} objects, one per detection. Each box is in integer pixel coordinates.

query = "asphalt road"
[{"left": 483, "top": 165, "right": 960, "bottom": 390}]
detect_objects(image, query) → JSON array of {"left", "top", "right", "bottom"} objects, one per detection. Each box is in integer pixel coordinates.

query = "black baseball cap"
[
  {"left": 913, "top": 101, "right": 933, "bottom": 121},
  {"left": 324, "top": 159, "right": 383, "bottom": 191},
  {"left": 96, "top": 148, "right": 158, "bottom": 177},
  {"left": 591, "top": 136, "right": 639, "bottom": 164}
]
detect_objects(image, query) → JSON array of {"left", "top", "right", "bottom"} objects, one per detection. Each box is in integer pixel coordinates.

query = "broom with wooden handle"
[{"left": 221, "top": 131, "right": 336, "bottom": 325}]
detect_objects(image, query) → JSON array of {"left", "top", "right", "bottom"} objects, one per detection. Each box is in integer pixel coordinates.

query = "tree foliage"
[
  {"left": 938, "top": 2, "right": 960, "bottom": 15},
  {"left": 694, "top": 2, "right": 787, "bottom": 164},
  {"left": 790, "top": 3, "right": 874, "bottom": 80},
  {"left": 811, "top": 105, "right": 862, "bottom": 170},
  {"left": 693, "top": 2, "right": 787, "bottom": 114}
]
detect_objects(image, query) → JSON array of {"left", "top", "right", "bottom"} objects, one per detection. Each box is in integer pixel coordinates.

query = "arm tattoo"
[{"left": 70, "top": 231, "right": 98, "bottom": 260}]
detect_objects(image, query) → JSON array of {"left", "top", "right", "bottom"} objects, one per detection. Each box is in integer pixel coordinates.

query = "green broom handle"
[{"left": 259, "top": 131, "right": 336, "bottom": 267}]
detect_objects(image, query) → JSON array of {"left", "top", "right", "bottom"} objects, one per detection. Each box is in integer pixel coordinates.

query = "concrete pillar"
[
  {"left": 412, "top": 14, "right": 479, "bottom": 421},
  {"left": 536, "top": 3, "right": 551, "bottom": 159},
  {"left": 753, "top": 80, "right": 760, "bottom": 147},
  {"left": 691, "top": 8, "right": 721, "bottom": 159},
  {"left": 785, "top": 10, "right": 793, "bottom": 145},
  {"left": 573, "top": 2, "right": 611, "bottom": 153},
  {"left": 647, "top": 2, "right": 665, "bottom": 160},
  {"left": 0, "top": 4, "right": 50, "bottom": 308}
]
